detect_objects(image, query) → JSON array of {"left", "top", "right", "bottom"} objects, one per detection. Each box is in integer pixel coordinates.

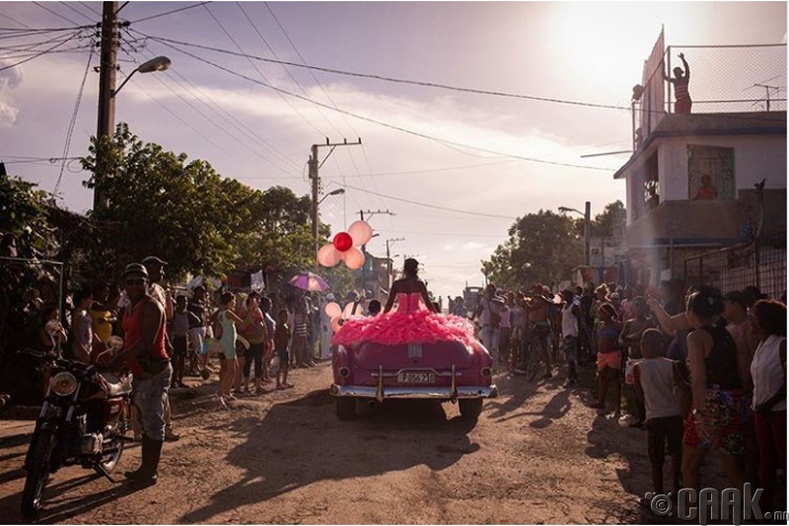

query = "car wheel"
[
  {"left": 459, "top": 398, "right": 483, "bottom": 419},
  {"left": 336, "top": 398, "right": 356, "bottom": 420}
]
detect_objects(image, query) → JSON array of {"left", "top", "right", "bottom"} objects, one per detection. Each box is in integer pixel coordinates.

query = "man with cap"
[
  {"left": 142, "top": 256, "right": 179, "bottom": 442},
  {"left": 110, "top": 263, "right": 171, "bottom": 487}
]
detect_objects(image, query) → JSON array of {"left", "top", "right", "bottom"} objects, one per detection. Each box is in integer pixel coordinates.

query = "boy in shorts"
[
  {"left": 274, "top": 309, "right": 292, "bottom": 389},
  {"left": 634, "top": 328, "right": 683, "bottom": 504}
]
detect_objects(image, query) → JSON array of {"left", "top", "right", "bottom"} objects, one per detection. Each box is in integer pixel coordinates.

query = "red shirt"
[{"left": 121, "top": 295, "right": 167, "bottom": 375}]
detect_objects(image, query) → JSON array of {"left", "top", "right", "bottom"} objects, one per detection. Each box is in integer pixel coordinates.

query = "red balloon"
[{"left": 333, "top": 232, "right": 353, "bottom": 252}]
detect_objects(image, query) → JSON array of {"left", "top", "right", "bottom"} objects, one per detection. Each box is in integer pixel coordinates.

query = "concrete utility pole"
[
  {"left": 309, "top": 138, "right": 362, "bottom": 256},
  {"left": 94, "top": 0, "right": 118, "bottom": 211},
  {"left": 385, "top": 237, "right": 404, "bottom": 289}
]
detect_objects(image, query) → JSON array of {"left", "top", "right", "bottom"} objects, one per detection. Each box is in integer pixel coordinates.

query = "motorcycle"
[{"left": 20, "top": 337, "right": 132, "bottom": 518}]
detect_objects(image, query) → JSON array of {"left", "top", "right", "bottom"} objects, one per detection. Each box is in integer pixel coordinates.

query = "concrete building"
[{"left": 614, "top": 111, "right": 786, "bottom": 288}]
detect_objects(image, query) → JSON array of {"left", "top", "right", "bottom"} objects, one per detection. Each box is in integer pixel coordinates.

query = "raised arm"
[{"left": 679, "top": 53, "right": 690, "bottom": 78}]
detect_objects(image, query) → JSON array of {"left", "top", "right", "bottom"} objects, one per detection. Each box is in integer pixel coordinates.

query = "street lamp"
[
  {"left": 317, "top": 187, "right": 345, "bottom": 206},
  {"left": 313, "top": 188, "right": 346, "bottom": 255},
  {"left": 559, "top": 201, "right": 591, "bottom": 266},
  {"left": 112, "top": 56, "right": 171, "bottom": 97},
  {"left": 94, "top": 54, "right": 171, "bottom": 210}
]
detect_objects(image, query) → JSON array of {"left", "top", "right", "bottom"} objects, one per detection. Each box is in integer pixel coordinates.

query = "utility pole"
[
  {"left": 385, "top": 237, "right": 404, "bottom": 289},
  {"left": 358, "top": 209, "right": 394, "bottom": 296},
  {"left": 309, "top": 138, "right": 362, "bottom": 256},
  {"left": 584, "top": 201, "right": 591, "bottom": 267},
  {"left": 94, "top": 1, "right": 119, "bottom": 211}
]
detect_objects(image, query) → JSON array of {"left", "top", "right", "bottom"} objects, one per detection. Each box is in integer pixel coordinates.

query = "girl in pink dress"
[{"left": 332, "top": 259, "right": 477, "bottom": 347}]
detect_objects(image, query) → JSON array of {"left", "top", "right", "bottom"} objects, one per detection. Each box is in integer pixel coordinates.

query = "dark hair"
[
  {"left": 632, "top": 296, "right": 647, "bottom": 312},
  {"left": 220, "top": 292, "right": 235, "bottom": 306},
  {"left": 752, "top": 299, "right": 786, "bottom": 337},
  {"left": 599, "top": 303, "right": 617, "bottom": 319},
  {"left": 40, "top": 304, "right": 59, "bottom": 321},
  {"left": 260, "top": 296, "right": 272, "bottom": 310},
  {"left": 368, "top": 300, "right": 381, "bottom": 313},
  {"left": 247, "top": 292, "right": 260, "bottom": 306},
  {"left": 404, "top": 258, "right": 419, "bottom": 278},
  {"left": 686, "top": 286, "right": 724, "bottom": 320},
  {"left": 73, "top": 288, "right": 92, "bottom": 307},
  {"left": 641, "top": 328, "right": 665, "bottom": 356},
  {"left": 724, "top": 290, "right": 749, "bottom": 310},
  {"left": 744, "top": 286, "right": 768, "bottom": 308},
  {"left": 277, "top": 308, "right": 288, "bottom": 318}
]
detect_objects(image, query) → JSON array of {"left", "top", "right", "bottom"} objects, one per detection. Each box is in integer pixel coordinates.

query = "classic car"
[{"left": 330, "top": 338, "right": 498, "bottom": 420}]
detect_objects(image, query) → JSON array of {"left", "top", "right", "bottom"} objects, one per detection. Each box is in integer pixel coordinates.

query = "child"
[
  {"left": 619, "top": 297, "right": 654, "bottom": 427},
  {"left": 274, "top": 309, "right": 292, "bottom": 389},
  {"left": 590, "top": 303, "right": 622, "bottom": 417},
  {"left": 367, "top": 300, "right": 382, "bottom": 316},
  {"left": 634, "top": 328, "right": 683, "bottom": 504}
]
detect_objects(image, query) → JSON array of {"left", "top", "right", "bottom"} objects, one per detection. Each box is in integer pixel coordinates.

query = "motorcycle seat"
[{"left": 101, "top": 373, "right": 133, "bottom": 397}]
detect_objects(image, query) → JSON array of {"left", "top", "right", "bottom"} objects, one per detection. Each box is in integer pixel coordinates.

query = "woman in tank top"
[{"left": 682, "top": 286, "right": 747, "bottom": 500}]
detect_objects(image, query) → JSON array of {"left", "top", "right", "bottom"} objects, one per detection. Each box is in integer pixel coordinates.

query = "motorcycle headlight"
[{"left": 50, "top": 372, "right": 77, "bottom": 397}]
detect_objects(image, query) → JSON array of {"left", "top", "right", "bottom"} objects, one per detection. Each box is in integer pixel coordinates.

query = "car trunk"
[{"left": 352, "top": 340, "right": 475, "bottom": 371}]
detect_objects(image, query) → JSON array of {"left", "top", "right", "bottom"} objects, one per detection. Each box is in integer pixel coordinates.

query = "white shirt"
[
  {"left": 751, "top": 334, "right": 787, "bottom": 411},
  {"left": 638, "top": 358, "right": 681, "bottom": 419},
  {"left": 561, "top": 301, "right": 578, "bottom": 338},
  {"left": 479, "top": 298, "right": 500, "bottom": 326}
]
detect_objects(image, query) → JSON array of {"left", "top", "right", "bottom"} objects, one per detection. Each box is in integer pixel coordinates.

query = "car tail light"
[
  {"left": 481, "top": 367, "right": 492, "bottom": 378},
  {"left": 339, "top": 367, "right": 350, "bottom": 378}
]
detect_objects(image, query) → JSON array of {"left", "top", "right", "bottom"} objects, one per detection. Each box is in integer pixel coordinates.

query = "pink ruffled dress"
[{"left": 331, "top": 292, "right": 477, "bottom": 347}]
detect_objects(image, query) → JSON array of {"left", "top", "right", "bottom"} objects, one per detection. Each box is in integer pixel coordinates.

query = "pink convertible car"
[{"left": 330, "top": 339, "right": 498, "bottom": 420}]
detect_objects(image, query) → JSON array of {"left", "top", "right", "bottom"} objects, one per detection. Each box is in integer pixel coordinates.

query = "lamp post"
[
  {"left": 559, "top": 201, "right": 591, "bottom": 266},
  {"left": 385, "top": 237, "right": 404, "bottom": 289},
  {"left": 94, "top": 51, "right": 171, "bottom": 210},
  {"left": 313, "top": 188, "right": 346, "bottom": 255}
]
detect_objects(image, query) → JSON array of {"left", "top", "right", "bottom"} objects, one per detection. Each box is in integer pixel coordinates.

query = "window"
[
  {"left": 632, "top": 152, "right": 660, "bottom": 221},
  {"left": 687, "top": 145, "right": 735, "bottom": 200}
]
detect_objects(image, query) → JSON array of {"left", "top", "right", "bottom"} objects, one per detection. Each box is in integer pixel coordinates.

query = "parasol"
[{"left": 288, "top": 271, "right": 330, "bottom": 292}]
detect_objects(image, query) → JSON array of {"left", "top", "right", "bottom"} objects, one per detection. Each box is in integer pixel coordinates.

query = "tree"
[
  {"left": 590, "top": 200, "right": 626, "bottom": 238},
  {"left": 481, "top": 210, "right": 581, "bottom": 290}
]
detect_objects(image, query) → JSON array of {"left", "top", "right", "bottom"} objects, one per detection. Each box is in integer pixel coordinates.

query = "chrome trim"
[
  {"left": 330, "top": 383, "right": 498, "bottom": 400},
  {"left": 376, "top": 365, "right": 384, "bottom": 402},
  {"left": 371, "top": 368, "right": 463, "bottom": 378},
  {"left": 450, "top": 364, "right": 457, "bottom": 400}
]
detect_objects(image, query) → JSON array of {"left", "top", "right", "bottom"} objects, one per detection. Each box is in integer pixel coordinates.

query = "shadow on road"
[{"left": 180, "top": 388, "right": 480, "bottom": 523}]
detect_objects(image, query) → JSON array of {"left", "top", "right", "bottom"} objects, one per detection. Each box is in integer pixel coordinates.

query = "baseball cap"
[
  {"left": 141, "top": 256, "right": 168, "bottom": 266},
  {"left": 123, "top": 263, "right": 149, "bottom": 278}
]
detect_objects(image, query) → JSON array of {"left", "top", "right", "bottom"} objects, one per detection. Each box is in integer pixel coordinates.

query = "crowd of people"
[
  {"left": 462, "top": 278, "right": 786, "bottom": 514},
  {"left": 17, "top": 255, "right": 788, "bottom": 507}
]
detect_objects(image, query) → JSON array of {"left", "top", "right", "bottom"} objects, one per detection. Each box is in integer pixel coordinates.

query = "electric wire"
[
  {"left": 0, "top": 29, "right": 86, "bottom": 72},
  {"left": 80, "top": 2, "right": 102, "bottom": 16},
  {"left": 54, "top": 43, "right": 94, "bottom": 196},
  {"left": 125, "top": 2, "right": 212, "bottom": 25},
  {"left": 0, "top": 13, "right": 33, "bottom": 29},
  {"left": 137, "top": 32, "right": 616, "bottom": 171},
  {"left": 203, "top": 3, "right": 326, "bottom": 138},
  {"left": 131, "top": 44, "right": 302, "bottom": 173},
  {"left": 32, "top": 2, "right": 82, "bottom": 26},
  {"left": 339, "top": 183, "right": 518, "bottom": 220},
  {"left": 59, "top": 2, "right": 97, "bottom": 23}
]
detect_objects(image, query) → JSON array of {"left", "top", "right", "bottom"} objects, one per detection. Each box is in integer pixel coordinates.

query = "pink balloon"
[
  {"left": 347, "top": 220, "right": 373, "bottom": 246},
  {"left": 324, "top": 302, "right": 342, "bottom": 318},
  {"left": 331, "top": 317, "right": 343, "bottom": 333},
  {"left": 343, "top": 247, "right": 365, "bottom": 270},
  {"left": 317, "top": 244, "right": 341, "bottom": 267}
]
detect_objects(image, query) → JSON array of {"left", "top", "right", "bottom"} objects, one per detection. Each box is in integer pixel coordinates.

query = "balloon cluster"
[
  {"left": 317, "top": 220, "right": 373, "bottom": 270},
  {"left": 324, "top": 301, "right": 364, "bottom": 332}
]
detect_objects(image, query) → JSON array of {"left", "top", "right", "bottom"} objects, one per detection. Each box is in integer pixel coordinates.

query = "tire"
[
  {"left": 21, "top": 428, "right": 55, "bottom": 518},
  {"left": 525, "top": 340, "right": 541, "bottom": 382},
  {"left": 459, "top": 398, "right": 483, "bottom": 419},
  {"left": 336, "top": 398, "right": 356, "bottom": 420}
]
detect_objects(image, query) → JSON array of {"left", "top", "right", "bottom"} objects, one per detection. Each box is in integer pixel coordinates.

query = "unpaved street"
[{"left": 0, "top": 362, "right": 725, "bottom": 524}]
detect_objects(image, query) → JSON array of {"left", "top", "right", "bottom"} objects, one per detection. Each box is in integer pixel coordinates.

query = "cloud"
[
  {"left": 0, "top": 63, "right": 23, "bottom": 127},
  {"left": 462, "top": 241, "right": 485, "bottom": 251}
]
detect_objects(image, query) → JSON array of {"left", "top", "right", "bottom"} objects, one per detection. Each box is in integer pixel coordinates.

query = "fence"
[{"left": 683, "top": 237, "right": 786, "bottom": 300}]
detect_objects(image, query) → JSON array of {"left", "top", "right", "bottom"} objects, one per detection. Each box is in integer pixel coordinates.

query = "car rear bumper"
[{"left": 329, "top": 383, "right": 498, "bottom": 400}]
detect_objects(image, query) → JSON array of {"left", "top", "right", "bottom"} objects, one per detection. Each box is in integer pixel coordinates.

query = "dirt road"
[{"left": 0, "top": 362, "right": 726, "bottom": 524}]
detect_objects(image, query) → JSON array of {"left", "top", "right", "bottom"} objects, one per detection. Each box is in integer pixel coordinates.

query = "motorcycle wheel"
[
  {"left": 96, "top": 433, "right": 125, "bottom": 474},
  {"left": 21, "top": 428, "right": 55, "bottom": 518}
]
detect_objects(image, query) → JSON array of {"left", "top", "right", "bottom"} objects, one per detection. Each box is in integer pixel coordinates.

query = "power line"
[
  {"left": 54, "top": 43, "right": 94, "bottom": 196},
  {"left": 340, "top": 182, "right": 518, "bottom": 220},
  {"left": 80, "top": 2, "right": 102, "bottom": 16},
  {"left": 137, "top": 32, "right": 615, "bottom": 171},
  {"left": 135, "top": 32, "right": 632, "bottom": 112},
  {"left": 125, "top": 2, "right": 212, "bottom": 24},
  {"left": 0, "top": 29, "right": 86, "bottom": 72},
  {"left": 59, "top": 2, "right": 97, "bottom": 23},
  {"left": 32, "top": 2, "right": 82, "bottom": 26}
]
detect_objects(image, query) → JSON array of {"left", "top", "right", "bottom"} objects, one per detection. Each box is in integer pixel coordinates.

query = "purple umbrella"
[{"left": 288, "top": 271, "right": 330, "bottom": 292}]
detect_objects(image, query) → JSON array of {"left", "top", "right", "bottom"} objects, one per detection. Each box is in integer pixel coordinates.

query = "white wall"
[{"left": 659, "top": 135, "right": 786, "bottom": 201}]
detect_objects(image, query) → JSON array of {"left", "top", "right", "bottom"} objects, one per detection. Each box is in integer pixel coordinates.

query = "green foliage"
[
  {"left": 80, "top": 123, "right": 318, "bottom": 282},
  {"left": 481, "top": 201, "right": 626, "bottom": 290}
]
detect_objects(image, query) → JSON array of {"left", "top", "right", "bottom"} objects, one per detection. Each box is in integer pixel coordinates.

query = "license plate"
[{"left": 397, "top": 372, "right": 435, "bottom": 384}]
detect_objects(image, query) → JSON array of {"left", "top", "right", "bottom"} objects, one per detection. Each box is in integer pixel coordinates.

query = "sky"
[{"left": 0, "top": 1, "right": 786, "bottom": 301}]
